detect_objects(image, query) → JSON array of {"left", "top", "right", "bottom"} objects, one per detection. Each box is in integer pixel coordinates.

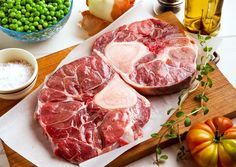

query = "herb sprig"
[{"left": 151, "top": 34, "right": 215, "bottom": 166}]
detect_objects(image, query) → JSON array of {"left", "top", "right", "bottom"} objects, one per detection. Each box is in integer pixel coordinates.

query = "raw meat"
[
  {"left": 35, "top": 56, "right": 150, "bottom": 164},
  {"left": 92, "top": 18, "right": 198, "bottom": 95}
]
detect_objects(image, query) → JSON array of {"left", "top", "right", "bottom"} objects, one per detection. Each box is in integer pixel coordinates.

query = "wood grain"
[{"left": 1, "top": 12, "right": 236, "bottom": 167}]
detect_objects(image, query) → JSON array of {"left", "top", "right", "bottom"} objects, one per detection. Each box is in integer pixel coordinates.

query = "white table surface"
[{"left": 0, "top": 0, "right": 236, "bottom": 167}]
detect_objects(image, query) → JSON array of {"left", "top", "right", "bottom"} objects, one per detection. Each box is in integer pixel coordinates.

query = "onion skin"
[
  {"left": 111, "top": 0, "right": 135, "bottom": 20},
  {"left": 81, "top": 11, "right": 110, "bottom": 36},
  {"left": 186, "top": 116, "right": 236, "bottom": 167},
  {"left": 86, "top": 0, "right": 134, "bottom": 22}
]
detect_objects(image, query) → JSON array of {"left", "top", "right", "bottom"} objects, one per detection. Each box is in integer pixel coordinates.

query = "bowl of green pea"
[{"left": 0, "top": 0, "right": 73, "bottom": 42}]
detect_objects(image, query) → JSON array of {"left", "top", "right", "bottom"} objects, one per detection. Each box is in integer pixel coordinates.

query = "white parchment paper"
[{"left": 0, "top": 3, "right": 180, "bottom": 167}]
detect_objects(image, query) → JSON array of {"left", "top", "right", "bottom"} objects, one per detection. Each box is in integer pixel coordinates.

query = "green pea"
[
  {"left": 26, "top": 4, "right": 31, "bottom": 11},
  {"left": 9, "top": 12, "right": 16, "bottom": 18},
  {"left": 55, "top": 12, "right": 61, "bottom": 18},
  {"left": 25, "top": 12, "right": 30, "bottom": 17},
  {"left": 42, "top": 22, "right": 48, "bottom": 28},
  {"left": 65, "top": 2, "right": 70, "bottom": 7},
  {"left": 45, "top": 11, "right": 50, "bottom": 16},
  {"left": 3, "top": 25, "right": 9, "bottom": 29},
  {"left": 34, "top": 16, "right": 40, "bottom": 21},
  {"left": 24, "top": 25, "right": 29, "bottom": 31},
  {"left": 8, "top": 18, "right": 13, "bottom": 23},
  {"left": 1, "top": 18, "right": 8, "bottom": 24},
  {"left": 59, "top": 10, "right": 64, "bottom": 15},
  {"left": 9, "top": 24, "right": 17, "bottom": 30},
  {"left": 64, "top": 8, "right": 69, "bottom": 15},
  {"left": 21, "top": 0, "right": 26, "bottom": 5},
  {"left": 41, "top": 15, "right": 46, "bottom": 20},
  {"left": 21, "top": 8, "right": 27, "bottom": 14},
  {"left": 52, "top": 20, "right": 57, "bottom": 25},
  {"left": 21, "top": 17, "right": 27, "bottom": 23},
  {"left": 38, "top": 24, "right": 43, "bottom": 30},
  {"left": 31, "top": 8, "right": 36, "bottom": 13},
  {"left": 16, "top": 27, "right": 24, "bottom": 32},
  {"left": 0, "top": 11, "right": 5, "bottom": 18},
  {"left": 16, "top": 5, "right": 21, "bottom": 10},
  {"left": 3, "top": 3, "right": 7, "bottom": 7},
  {"left": 39, "top": 20, "right": 44, "bottom": 24},
  {"left": 33, "top": 21, "right": 39, "bottom": 26},
  {"left": 58, "top": 4, "right": 64, "bottom": 10},
  {"left": 16, "top": 14, "right": 22, "bottom": 19},
  {"left": 7, "top": 3, "right": 13, "bottom": 9},
  {"left": 47, "top": 15, "right": 52, "bottom": 21},
  {"left": 30, "top": 25, "right": 35, "bottom": 31},
  {"left": 47, "top": 4, "right": 53, "bottom": 10},
  {"left": 17, "top": 21, "right": 22, "bottom": 26},
  {"left": 25, "top": 20, "right": 30, "bottom": 25},
  {"left": 2, "top": 7, "right": 8, "bottom": 12},
  {"left": 34, "top": 11, "right": 40, "bottom": 17},
  {"left": 12, "top": 19, "right": 17, "bottom": 24},
  {"left": 50, "top": 11, "right": 55, "bottom": 16},
  {"left": 29, "top": 17, "right": 34, "bottom": 22}
]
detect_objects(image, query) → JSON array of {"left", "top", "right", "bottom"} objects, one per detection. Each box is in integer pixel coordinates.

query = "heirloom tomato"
[{"left": 186, "top": 116, "right": 236, "bottom": 167}]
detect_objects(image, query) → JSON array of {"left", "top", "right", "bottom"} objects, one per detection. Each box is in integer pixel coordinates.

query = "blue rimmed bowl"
[{"left": 0, "top": 0, "right": 73, "bottom": 42}]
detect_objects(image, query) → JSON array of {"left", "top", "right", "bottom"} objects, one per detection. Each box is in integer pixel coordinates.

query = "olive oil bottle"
[{"left": 184, "top": 0, "right": 224, "bottom": 36}]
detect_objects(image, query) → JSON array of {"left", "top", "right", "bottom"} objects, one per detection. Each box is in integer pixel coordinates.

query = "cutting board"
[{"left": 1, "top": 12, "right": 236, "bottom": 167}]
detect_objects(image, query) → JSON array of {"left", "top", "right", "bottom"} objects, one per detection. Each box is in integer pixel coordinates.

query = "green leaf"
[
  {"left": 156, "top": 147, "right": 162, "bottom": 155},
  {"left": 196, "top": 75, "right": 202, "bottom": 81},
  {"left": 160, "top": 154, "right": 168, "bottom": 160},
  {"left": 207, "top": 77, "right": 213, "bottom": 88},
  {"left": 197, "top": 34, "right": 201, "bottom": 40},
  {"left": 203, "top": 46, "right": 213, "bottom": 52},
  {"left": 196, "top": 64, "right": 201, "bottom": 71},
  {"left": 184, "top": 118, "right": 191, "bottom": 127},
  {"left": 167, "top": 108, "right": 176, "bottom": 115},
  {"left": 202, "top": 106, "right": 209, "bottom": 115},
  {"left": 201, "top": 70, "right": 207, "bottom": 75},
  {"left": 205, "top": 36, "right": 211, "bottom": 40},
  {"left": 202, "top": 95, "right": 209, "bottom": 102},
  {"left": 169, "top": 120, "right": 176, "bottom": 124},
  {"left": 205, "top": 63, "right": 215, "bottom": 72},
  {"left": 197, "top": 34, "right": 205, "bottom": 43},
  {"left": 201, "top": 81, "right": 206, "bottom": 86},
  {"left": 194, "top": 94, "right": 202, "bottom": 101},
  {"left": 151, "top": 133, "right": 160, "bottom": 138},
  {"left": 191, "top": 108, "right": 198, "bottom": 116},
  {"left": 176, "top": 111, "right": 185, "bottom": 118},
  {"left": 165, "top": 133, "right": 177, "bottom": 139}
]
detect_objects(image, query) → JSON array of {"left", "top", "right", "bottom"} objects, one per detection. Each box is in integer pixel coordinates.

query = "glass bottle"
[{"left": 184, "top": 0, "right": 224, "bottom": 36}]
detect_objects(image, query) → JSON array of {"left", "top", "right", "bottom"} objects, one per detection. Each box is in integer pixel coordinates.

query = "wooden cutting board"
[{"left": 1, "top": 12, "right": 236, "bottom": 167}]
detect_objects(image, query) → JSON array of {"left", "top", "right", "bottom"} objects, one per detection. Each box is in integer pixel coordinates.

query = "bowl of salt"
[{"left": 0, "top": 48, "right": 38, "bottom": 100}]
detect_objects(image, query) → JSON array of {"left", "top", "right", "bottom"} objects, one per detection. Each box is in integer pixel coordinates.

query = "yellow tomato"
[{"left": 186, "top": 116, "right": 236, "bottom": 167}]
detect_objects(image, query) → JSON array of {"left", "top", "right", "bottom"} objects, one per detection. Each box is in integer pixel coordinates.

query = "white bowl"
[{"left": 0, "top": 48, "right": 38, "bottom": 100}]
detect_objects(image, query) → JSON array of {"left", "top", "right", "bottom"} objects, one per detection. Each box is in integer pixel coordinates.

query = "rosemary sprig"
[{"left": 151, "top": 34, "right": 215, "bottom": 166}]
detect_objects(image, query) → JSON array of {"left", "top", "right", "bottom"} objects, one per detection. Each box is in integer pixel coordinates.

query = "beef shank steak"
[
  {"left": 92, "top": 18, "right": 198, "bottom": 95},
  {"left": 35, "top": 56, "right": 150, "bottom": 164},
  {"left": 35, "top": 18, "right": 198, "bottom": 165}
]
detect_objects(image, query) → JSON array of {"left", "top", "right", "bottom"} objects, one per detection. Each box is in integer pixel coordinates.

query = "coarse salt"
[{"left": 0, "top": 60, "right": 33, "bottom": 90}]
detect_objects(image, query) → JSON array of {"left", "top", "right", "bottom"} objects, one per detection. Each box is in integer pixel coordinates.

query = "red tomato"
[{"left": 186, "top": 116, "right": 236, "bottom": 167}]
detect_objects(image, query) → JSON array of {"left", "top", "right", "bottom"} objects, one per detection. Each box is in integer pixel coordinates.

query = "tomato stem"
[{"left": 214, "top": 130, "right": 221, "bottom": 142}]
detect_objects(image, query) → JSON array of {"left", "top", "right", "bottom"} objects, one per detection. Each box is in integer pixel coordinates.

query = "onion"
[{"left": 87, "top": 0, "right": 135, "bottom": 22}]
